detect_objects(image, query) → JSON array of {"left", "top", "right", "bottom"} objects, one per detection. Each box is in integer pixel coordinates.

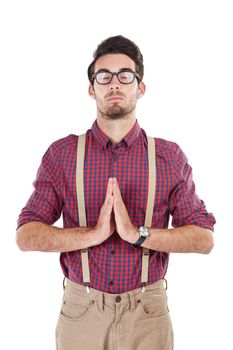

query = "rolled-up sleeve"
[
  {"left": 169, "top": 145, "right": 216, "bottom": 231},
  {"left": 17, "top": 143, "right": 64, "bottom": 229}
]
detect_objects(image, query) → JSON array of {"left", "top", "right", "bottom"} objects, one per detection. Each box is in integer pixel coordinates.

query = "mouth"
[{"left": 107, "top": 96, "right": 123, "bottom": 101}]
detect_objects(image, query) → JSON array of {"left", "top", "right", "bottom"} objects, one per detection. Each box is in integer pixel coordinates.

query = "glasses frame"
[{"left": 92, "top": 68, "right": 140, "bottom": 85}]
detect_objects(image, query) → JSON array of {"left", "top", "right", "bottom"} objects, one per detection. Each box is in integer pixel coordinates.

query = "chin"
[{"left": 107, "top": 114, "right": 127, "bottom": 120}]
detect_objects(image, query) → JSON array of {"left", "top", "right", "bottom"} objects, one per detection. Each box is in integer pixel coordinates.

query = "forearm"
[
  {"left": 141, "top": 225, "right": 214, "bottom": 254},
  {"left": 16, "top": 222, "right": 100, "bottom": 253}
]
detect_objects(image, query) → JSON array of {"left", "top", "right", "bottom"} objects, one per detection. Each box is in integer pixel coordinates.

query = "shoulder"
[
  {"left": 150, "top": 135, "right": 187, "bottom": 164},
  {"left": 141, "top": 129, "right": 187, "bottom": 163},
  {"left": 40, "top": 134, "right": 79, "bottom": 165},
  {"left": 155, "top": 137, "right": 179, "bottom": 155},
  {"left": 49, "top": 134, "right": 78, "bottom": 153}
]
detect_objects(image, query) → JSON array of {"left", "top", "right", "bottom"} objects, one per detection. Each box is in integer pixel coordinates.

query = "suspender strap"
[
  {"left": 76, "top": 134, "right": 90, "bottom": 286},
  {"left": 141, "top": 136, "right": 156, "bottom": 284},
  {"left": 144, "top": 136, "right": 156, "bottom": 228},
  {"left": 76, "top": 134, "right": 87, "bottom": 227}
]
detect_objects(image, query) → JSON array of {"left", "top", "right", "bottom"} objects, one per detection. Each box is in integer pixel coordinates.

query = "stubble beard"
[
  {"left": 98, "top": 98, "right": 137, "bottom": 120},
  {"left": 101, "top": 105, "right": 135, "bottom": 120}
]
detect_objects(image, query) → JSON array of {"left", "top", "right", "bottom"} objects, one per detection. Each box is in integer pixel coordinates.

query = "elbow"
[
  {"left": 201, "top": 229, "right": 214, "bottom": 254},
  {"left": 16, "top": 226, "right": 30, "bottom": 251}
]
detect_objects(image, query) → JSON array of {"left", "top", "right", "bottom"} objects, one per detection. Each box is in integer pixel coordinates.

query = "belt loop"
[
  {"left": 164, "top": 278, "right": 168, "bottom": 290},
  {"left": 97, "top": 293, "right": 104, "bottom": 313},
  {"left": 63, "top": 277, "right": 66, "bottom": 290},
  {"left": 129, "top": 293, "right": 136, "bottom": 311}
]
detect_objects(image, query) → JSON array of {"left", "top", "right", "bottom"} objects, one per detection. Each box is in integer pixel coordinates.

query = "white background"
[{"left": 1, "top": 0, "right": 232, "bottom": 349}]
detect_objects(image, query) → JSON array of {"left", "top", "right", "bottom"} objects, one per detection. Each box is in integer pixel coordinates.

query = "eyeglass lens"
[{"left": 95, "top": 71, "right": 136, "bottom": 84}]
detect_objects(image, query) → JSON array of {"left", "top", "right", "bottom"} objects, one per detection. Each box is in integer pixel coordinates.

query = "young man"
[{"left": 16, "top": 35, "right": 216, "bottom": 350}]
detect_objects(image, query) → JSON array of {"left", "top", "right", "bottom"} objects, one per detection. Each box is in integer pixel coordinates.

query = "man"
[{"left": 16, "top": 35, "right": 215, "bottom": 350}]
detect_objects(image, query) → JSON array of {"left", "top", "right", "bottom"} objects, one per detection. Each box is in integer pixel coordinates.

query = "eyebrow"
[{"left": 94, "top": 68, "right": 135, "bottom": 74}]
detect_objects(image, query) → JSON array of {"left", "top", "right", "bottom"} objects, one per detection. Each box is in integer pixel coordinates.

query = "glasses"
[{"left": 92, "top": 69, "right": 140, "bottom": 85}]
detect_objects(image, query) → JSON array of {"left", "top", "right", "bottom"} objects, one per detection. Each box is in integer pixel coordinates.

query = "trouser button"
[{"left": 115, "top": 295, "right": 121, "bottom": 303}]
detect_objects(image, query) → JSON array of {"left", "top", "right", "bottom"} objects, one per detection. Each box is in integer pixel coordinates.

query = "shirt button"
[
  {"left": 111, "top": 250, "right": 115, "bottom": 255},
  {"left": 109, "top": 281, "right": 114, "bottom": 286},
  {"left": 115, "top": 295, "right": 121, "bottom": 303},
  {"left": 114, "top": 155, "right": 119, "bottom": 161}
]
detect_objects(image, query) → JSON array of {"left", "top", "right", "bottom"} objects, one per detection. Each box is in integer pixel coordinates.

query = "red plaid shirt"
[{"left": 17, "top": 120, "right": 215, "bottom": 293}]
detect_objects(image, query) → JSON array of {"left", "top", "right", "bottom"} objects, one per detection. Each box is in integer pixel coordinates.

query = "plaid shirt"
[{"left": 17, "top": 120, "right": 215, "bottom": 293}]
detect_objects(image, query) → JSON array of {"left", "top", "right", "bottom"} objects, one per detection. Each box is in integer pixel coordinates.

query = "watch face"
[{"left": 140, "top": 226, "right": 149, "bottom": 237}]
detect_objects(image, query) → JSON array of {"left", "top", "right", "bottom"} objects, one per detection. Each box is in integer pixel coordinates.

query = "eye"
[
  {"left": 97, "top": 72, "right": 111, "bottom": 83},
  {"left": 119, "top": 72, "right": 128, "bottom": 80},
  {"left": 119, "top": 71, "right": 134, "bottom": 82}
]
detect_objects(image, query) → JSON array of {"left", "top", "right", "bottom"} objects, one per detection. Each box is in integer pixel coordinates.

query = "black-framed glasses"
[{"left": 92, "top": 69, "right": 140, "bottom": 85}]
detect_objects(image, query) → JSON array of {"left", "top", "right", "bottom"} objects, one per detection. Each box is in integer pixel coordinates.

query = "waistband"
[{"left": 63, "top": 279, "right": 167, "bottom": 312}]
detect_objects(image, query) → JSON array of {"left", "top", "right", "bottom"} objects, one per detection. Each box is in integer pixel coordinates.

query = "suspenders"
[
  {"left": 76, "top": 133, "right": 156, "bottom": 293},
  {"left": 141, "top": 136, "right": 156, "bottom": 290},
  {"left": 76, "top": 135, "right": 90, "bottom": 290}
]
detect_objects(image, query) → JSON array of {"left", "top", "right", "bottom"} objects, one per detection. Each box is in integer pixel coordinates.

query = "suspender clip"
[
  {"left": 141, "top": 283, "right": 146, "bottom": 293},
  {"left": 84, "top": 282, "right": 90, "bottom": 293},
  {"left": 143, "top": 250, "right": 150, "bottom": 256}
]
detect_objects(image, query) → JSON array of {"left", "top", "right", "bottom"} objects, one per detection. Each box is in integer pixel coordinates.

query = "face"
[{"left": 88, "top": 54, "right": 146, "bottom": 120}]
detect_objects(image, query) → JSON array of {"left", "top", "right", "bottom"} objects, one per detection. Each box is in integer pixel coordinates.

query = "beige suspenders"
[
  {"left": 76, "top": 134, "right": 90, "bottom": 291},
  {"left": 76, "top": 133, "right": 156, "bottom": 293},
  {"left": 141, "top": 136, "right": 156, "bottom": 290}
]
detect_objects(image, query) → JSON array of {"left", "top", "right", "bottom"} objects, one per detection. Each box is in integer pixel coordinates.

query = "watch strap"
[{"left": 132, "top": 234, "right": 147, "bottom": 248}]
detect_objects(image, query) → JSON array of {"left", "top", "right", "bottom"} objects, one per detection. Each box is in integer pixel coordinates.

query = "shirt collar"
[{"left": 91, "top": 119, "right": 141, "bottom": 151}]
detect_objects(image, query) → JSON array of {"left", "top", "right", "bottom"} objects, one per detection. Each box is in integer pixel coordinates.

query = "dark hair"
[{"left": 87, "top": 35, "right": 144, "bottom": 85}]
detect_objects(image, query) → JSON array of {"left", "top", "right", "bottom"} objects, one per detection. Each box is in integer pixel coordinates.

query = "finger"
[
  {"left": 104, "top": 178, "right": 113, "bottom": 203},
  {"left": 105, "top": 195, "right": 114, "bottom": 216},
  {"left": 112, "top": 178, "right": 118, "bottom": 204},
  {"left": 100, "top": 194, "right": 113, "bottom": 218},
  {"left": 113, "top": 178, "right": 122, "bottom": 200},
  {"left": 113, "top": 181, "right": 122, "bottom": 213}
]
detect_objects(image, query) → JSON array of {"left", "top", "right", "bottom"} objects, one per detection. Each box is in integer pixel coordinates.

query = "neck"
[{"left": 97, "top": 116, "right": 136, "bottom": 146}]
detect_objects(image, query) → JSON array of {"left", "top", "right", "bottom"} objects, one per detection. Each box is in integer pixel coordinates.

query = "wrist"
[
  {"left": 132, "top": 226, "right": 151, "bottom": 248},
  {"left": 91, "top": 227, "right": 102, "bottom": 246},
  {"left": 128, "top": 225, "right": 139, "bottom": 244}
]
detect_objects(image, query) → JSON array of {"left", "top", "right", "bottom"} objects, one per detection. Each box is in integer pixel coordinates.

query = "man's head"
[
  {"left": 87, "top": 35, "right": 144, "bottom": 85},
  {"left": 88, "top": 35, "right": 146, "bottom": 120}
]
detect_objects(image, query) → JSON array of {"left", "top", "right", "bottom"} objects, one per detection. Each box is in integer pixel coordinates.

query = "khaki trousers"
[{"left": 56, "top": 279, "right": 174, "bottom": 350}]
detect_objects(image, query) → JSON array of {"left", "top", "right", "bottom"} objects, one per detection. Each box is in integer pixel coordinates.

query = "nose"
[{"left": 109, "top": 75, "right": 121, "bottom": 91}]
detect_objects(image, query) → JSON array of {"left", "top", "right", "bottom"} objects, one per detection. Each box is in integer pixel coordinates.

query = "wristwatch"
[{"left": 132, "top": 226, "right": 150, "bottom": 248}]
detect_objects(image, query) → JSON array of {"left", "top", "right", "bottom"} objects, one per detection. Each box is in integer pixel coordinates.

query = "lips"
[{"left": 107, "top": 96, "right": 123, "bottom": 101}]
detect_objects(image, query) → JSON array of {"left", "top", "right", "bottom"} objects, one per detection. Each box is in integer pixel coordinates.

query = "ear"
[
  {"left": 137, "top": 81, "right": 146, "bottom": 99},
  {"left": 88, "top": 84, "right": 96, "bottom": 100}
]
